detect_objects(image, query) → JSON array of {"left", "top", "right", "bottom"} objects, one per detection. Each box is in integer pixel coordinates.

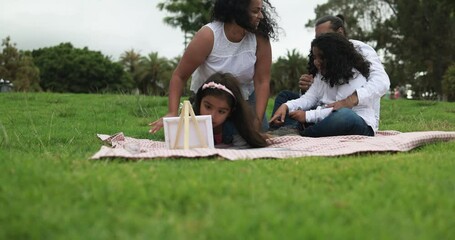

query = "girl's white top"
[
  {"left": 190, "top": 21, "right": 257, "bottom": 100},
  {"left": 350, "top": 40, "right": 390, "bottom": 129},
  {"left": 285, "top": 70, "right": 377, "bottom": 132}
]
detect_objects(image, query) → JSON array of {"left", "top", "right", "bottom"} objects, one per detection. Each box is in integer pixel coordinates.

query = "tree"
[
  {"left": 120, "top": 49, "right": 142, "bottom": 93},
  {"left": 164, "top": 56, "right": 180, "bottom": 96},
  {"left": 271, "top": 49, "right": 308, "bottom": 95},
  {"left": 157, "top": 0, "right": 213, "bottom": 47},
  {"left": 14, "top": 53, "right": 41, "bottom": 92},
  {"left": 442, "top": 64, "right": 455, "bottom": 102},
  {"left": 32, "top": 43, "right": 133, "bottom": 93},
  {"left": 0, "top": 37, "right": 19, "bottom": 81},
  {"left": 135, "top": 52, "right": 172, "bottom": 95},
  {"left": 0, "top": 36, "right": 41, "bottom": 92},
  {"left": 394, "top": 0, "right": 455, "bottom": 98}
]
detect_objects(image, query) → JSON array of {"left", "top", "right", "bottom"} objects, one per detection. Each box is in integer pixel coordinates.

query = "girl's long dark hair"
[
  {"left": 193, "top": 73, "right": 267, "bottom": 148},
  {"left": 307, "top": 32, "right": 370, "bottom": 87},
  {"left": 212, "top": 0, "right": 279, "bottom": 40}
]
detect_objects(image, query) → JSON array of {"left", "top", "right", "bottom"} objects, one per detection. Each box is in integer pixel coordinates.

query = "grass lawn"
[{"left": 1, "top": 92, "right": 455, "bottom": 240}]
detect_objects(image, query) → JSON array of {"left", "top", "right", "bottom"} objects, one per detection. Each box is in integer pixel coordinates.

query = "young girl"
[
  {"left": 193, "top": 73, "right": 268, "bottom": 148},
  {"left": 270, "top": 33, "right": 376, "bottom": 137}
]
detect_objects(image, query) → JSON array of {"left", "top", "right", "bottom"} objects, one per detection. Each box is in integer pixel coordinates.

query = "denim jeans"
[
  {"left": 270, "top": 90, "right": 301, "bottom": 129},
  {"left": 299, "top": 108, "right": 374, "bottom": 137}
]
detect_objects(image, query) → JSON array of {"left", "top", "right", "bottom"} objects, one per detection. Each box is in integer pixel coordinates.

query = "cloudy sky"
[{"left": 1, "top": 0, "right": 326, "bottom": 61}]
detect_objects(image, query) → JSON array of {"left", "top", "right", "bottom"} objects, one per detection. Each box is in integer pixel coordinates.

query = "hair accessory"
[{"left": 202, "top": 82, "right": 236, "bottom": 100}]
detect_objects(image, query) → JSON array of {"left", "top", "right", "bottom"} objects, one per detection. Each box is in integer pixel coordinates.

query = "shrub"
[{"left": 442, "top": 63, "right": 455, "bottom": 102}]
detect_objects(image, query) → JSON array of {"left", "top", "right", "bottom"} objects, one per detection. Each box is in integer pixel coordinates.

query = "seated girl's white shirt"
[
  {"left": 285, "top": 70, "right": 377, "bottom": 132},
  {"left": 191, "top": 21, "right": 257, "bottom": 100},
  {"left": 304, "top": 106, "right": 333, "bottom": 123},
  {"left": 351, "top": 40, "right": 390, "bottom": 127}
]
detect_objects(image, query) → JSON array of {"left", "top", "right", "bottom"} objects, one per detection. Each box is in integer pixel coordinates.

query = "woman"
[
  {"left": 270, "top": 33, "right": 376, "bottom": 137},
  {"left": 149, "top": 0, "right": 278, "bottom": 134}
]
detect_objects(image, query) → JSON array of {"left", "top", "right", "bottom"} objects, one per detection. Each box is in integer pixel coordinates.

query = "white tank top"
[{"left": 190, "top": 21, "right": 257, "bottom": 99}]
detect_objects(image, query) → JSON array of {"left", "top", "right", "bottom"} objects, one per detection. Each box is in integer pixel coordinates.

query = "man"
[{"left": 270, "top": 15, "right": 390, "bottom": 133}]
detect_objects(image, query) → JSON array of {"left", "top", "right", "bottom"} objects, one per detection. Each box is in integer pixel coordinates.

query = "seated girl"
[
  {"left": 193, "top": 73, "right": 268, "bottom": 148},
  {"left": 270, "top": 32, "right": 376, "bottom": 137}
]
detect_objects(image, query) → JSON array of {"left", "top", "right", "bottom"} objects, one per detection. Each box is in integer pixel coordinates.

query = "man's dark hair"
[{"left": 315, "top": 14, "right": 347, "bottom": 37}]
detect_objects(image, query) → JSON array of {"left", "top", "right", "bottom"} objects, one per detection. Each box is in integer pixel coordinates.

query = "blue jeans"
[
  {"left": 299, "top": 108, "right": 374, "bottom": 137},
  {"left": 270, "top": 90, "right": 301, "bottom": 129}
]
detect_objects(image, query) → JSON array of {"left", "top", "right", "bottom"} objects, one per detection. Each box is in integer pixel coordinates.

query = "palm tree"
[
  {"left": 271, "top": 49, "right": 308, "bottom": 95},
  {"left": 136, "top": 52, "right": 172, "bottom": 95},
  {"left": 119, "top": 49, "right": 141, "bottom": 93}
]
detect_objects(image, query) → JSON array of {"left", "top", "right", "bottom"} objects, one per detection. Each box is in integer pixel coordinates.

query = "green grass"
[{"left": 1, "top": 93, "right": 455, "bottom": 240}]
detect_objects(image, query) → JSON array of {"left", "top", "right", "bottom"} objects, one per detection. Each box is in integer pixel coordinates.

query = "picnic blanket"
[{"left": 91, "top": 130, "right": 455, "bottom": 161}]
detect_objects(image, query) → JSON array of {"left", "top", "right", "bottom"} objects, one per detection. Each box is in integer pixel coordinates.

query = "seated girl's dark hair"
[
  {"left": 307, "top": 32, "right": 370, "bottom": 87},
  {"left": 212, "top": 0, "right": 279, "bottom": 40},
  {"left": 194, "top": 73, "right": 267, "bottom": 148}
]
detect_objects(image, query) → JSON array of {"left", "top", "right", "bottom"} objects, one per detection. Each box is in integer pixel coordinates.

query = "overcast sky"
[{"left": 1, "top": 0, "right": 326, "bottom": 61}]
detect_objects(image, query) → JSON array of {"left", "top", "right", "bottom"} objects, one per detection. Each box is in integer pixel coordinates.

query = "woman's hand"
[{"left": 148, "top": 113, "right": 177, "bottom": 134}]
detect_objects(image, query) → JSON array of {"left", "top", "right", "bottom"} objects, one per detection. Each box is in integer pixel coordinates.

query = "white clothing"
[
  {"left": 191, "top": 21, "right": 257, "bottom": 99},
  {"left": 286, "top": 70, "right": 377, "bottom": 132},
  {"left": 350, "top": 40, "right": 390, "bottom": 128}
]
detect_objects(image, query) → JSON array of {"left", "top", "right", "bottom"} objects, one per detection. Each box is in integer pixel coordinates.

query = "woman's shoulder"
[
  {"left": 192, "top": 26, "right": 215, "bottom": 47},
  {"left": 205, "top": 21, "right": 223, "bottom": 32},
  {"left": 254, "top": 33, "right": 269, "bottom": 44}
]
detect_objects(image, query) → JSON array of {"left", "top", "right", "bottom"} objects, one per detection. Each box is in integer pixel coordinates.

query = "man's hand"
[
  {"left": 289, "top": 110, "right": 306, "bottom": 123},
  {"left": 299, "top": 74, "right": 314, "bottom": 93},
  {"left": 326, "top": 92, "right": 359, "bottom": 110},
  {"left": 269, "top": 104, "right": 288, "bottom": 127}
]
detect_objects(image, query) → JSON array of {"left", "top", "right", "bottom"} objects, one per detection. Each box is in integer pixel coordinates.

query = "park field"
[{"left": 1, "top": 92, "right": 455, "bottom": 239}]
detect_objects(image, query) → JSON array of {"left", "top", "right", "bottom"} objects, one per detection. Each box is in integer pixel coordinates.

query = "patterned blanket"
[{"left": 91, "top": 131, "right": 455, "bottom": 161}]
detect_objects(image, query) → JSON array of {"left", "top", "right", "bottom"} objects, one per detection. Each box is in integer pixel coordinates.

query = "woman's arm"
[
  {"left": 253, "top": 35, "right": 272, "bottom": 127},
  {"left": 149, "top": 26, "right": 214, "bottom": 133},
  {"left": 168, "top": 26, "right": 214, "bottom": 115}
]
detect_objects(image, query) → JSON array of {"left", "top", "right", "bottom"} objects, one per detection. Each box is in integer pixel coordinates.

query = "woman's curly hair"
[
  {"left": 307, "top": 33, "right": 370, "bottom": 87},
  {"left": 211, "top": 0, "right": 279, "bottom": 40}
]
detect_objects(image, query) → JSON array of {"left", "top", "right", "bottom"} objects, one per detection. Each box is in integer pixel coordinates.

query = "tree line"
[
  {"left": 0, "top": 37, "right": 177, "bottom": 95},
  {"left": 0, "top": 36, "right": 307, "bottom": 97},
  {"left": 1, "top": 0, "right": 454, "bottom": 101}
]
